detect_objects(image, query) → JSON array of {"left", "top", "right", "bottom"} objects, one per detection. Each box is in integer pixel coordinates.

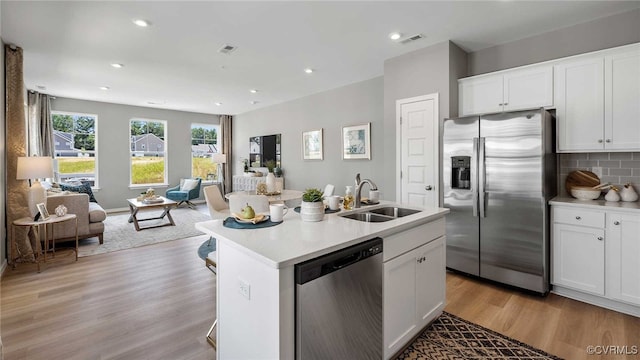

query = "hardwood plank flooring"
[
  {"left": 445, "top": 271, "right": 640, "bottom": 360},
  {"left": 3, "top": 236, "right": 639, "bottom": 360},
  {"left": 1, "top": 234, "right": 216, "bottom": 360}
]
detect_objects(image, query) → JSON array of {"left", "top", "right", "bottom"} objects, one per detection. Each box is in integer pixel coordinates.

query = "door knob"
[
  {"left": 597, "top": 236, "right": 603, "bottom": 241},
  {"left": 614, "top": 221, "right": 620, "bottom": 225},
  {"left": 606, "top": 139, "right": 611, "bottom": 143},
  {"left": 425, "top": 185, "right": 433, "bottom": 191},
  {"left": 598, "top": 139, "right": 603, "bottom": 143}
]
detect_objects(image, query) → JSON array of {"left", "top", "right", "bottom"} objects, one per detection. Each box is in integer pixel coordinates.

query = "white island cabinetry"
[
  {"left": 550, "top": 199, "right": 640, "bottom": 317},
  {"left": 383, "top": 219, "right": 445, "bottom": 359},
  {"left": 196, "top": 202, "right": 449, "bottom": 360}
]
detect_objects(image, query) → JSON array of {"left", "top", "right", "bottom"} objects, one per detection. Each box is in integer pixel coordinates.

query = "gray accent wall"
[
  {"left": 383, "top": 41, "right": 468, "bottom": 201},
  {"left": 51, "top": 97, "right": 219, "bottom": 210},
  {"left": 468, "top": 9, "right": 640, "bottom": 76},
  {"left": 233, "top": 77, "right": 384, "bottom": 199}
]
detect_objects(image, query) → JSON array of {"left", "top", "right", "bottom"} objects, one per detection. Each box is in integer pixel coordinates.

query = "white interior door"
[{"left": 397, "top": 94, "right": 439, "bottom": 207}]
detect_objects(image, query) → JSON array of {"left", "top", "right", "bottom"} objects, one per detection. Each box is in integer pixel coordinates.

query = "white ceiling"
[{"left": 2, "top": 1, "right": 639, "bottom": 116}]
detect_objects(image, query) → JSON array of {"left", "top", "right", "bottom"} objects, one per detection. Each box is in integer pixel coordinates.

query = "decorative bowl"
[{"left": 570, "top": 186, "right": 601, "bottom": 200}]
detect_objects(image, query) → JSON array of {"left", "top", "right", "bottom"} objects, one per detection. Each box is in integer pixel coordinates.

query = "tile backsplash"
[{"left": 558, "top": 152, "right": 640, "bottom": 196}]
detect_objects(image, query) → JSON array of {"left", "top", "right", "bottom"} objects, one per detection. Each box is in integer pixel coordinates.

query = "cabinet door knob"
[
  {"left": 614, "top": 221, "right": 620, "bottom": 225},
  {"left": 598, "top": 139, "right": 603, "bottom": 143},
  {"left": 503, "top": 102, "right": 508, "bottom": 106},
  {"left": 606, "top": 139, "right": 611, "bottom": 143},
  {"left": 597, "top": 236, "right": 603, "bottom": 241},
  {"left": 575, "top": 216, "right": 581, "bottom": 220},
  {"left": 425, "top": 185, "right": 433, "bottom": 191}
]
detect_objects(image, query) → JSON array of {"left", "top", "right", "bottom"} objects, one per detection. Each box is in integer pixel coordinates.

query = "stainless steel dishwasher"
[{"left": 295, "top": 237, "right": 383, "bottom": 360}]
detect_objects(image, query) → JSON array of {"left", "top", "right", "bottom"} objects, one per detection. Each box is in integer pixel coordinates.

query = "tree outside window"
[
  {"left": 130, "top": 119, "right": 167, "bottom": 185},
  {"left": 191, "top": 123, "right": 219, "bottom": 181},
  {"left": 51, "top": 112, "right": 98, "bottom": 186}
]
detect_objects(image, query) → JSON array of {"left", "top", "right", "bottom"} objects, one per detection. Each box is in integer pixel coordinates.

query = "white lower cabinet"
[
  {"left": 383, "top": 236, "right": 445, "bottom": 359},
  {"left": 552, "top": 223, "right": 605, "bottom": 295},
  {"left": 551, "top": 203, "right": 640, "bottom": 316},
  {"left": 606, "top": 212, "right": 640, "bottom": 306}
]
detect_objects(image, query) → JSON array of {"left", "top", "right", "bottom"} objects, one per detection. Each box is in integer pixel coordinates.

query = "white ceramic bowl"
[{"left": 570, "top": 187, "right": 601, "bottom": 200}]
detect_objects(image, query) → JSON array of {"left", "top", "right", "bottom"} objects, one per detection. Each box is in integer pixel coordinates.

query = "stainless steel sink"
[
  {"left": 340, "top": 212, "right": 393, "bottom": 223},
  {"left": 368, "top": 207, "right": 421, "bottom": 218}
]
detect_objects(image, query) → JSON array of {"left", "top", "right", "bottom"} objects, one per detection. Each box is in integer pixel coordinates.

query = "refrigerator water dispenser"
[{"left": 451, "top": 156, "right": 470, "bottom": 189}]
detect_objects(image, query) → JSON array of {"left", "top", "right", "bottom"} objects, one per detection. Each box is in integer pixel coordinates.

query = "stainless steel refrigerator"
[{"left": 443, "top": 108, "right": 556, "bottom": 294}]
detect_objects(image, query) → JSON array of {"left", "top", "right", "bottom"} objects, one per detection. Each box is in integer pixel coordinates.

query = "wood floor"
[
  {"left": 1, "top": 234, "right": 216, "bottom": 360},
  {"left": 2, "top": 236, "right": 638, "bottom": 360}
]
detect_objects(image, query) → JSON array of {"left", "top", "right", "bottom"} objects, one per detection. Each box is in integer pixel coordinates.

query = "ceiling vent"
[
  {"left": 399, "top": 34, "right": 424, "bottom": 45},
  {"left": 218, "top": 44, "right": 237, "bottom": 54}
]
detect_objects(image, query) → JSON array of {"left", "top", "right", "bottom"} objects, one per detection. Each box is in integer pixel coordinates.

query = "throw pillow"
[
  {"left": 59, "top": 181, "right": 98, "bottom": 203},
  {"left": 180, "top": 179, "right": 199, "bottom": 192}
]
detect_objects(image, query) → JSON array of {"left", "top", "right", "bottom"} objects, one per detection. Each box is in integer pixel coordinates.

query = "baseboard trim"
[{"left": 552, "top": 286, "right": 640, "bottom": 317}]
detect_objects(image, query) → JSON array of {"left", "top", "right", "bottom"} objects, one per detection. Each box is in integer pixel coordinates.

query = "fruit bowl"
[{"left": 570, "top": 186, "right": 601, "bottom": 200}]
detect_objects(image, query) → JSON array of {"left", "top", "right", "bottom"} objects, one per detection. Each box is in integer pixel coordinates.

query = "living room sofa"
[{"left": 46, "top": 192, "right": 107, "bottom": 244}]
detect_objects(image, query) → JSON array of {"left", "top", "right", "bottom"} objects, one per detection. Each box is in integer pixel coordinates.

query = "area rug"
[
  {"left": 397, "top": 312, "right": 562, "bottom": 360},
  {"left": 77, "top": 208, "right": 211, "bottom": 257}
]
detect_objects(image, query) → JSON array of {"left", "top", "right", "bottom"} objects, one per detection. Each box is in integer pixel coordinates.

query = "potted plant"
[{"left": 300, "top": 188, "right": 325, "bottom": 222}]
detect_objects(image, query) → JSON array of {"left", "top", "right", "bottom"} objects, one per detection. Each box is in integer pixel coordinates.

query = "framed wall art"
[
  {"left": 342, "top": 123, "right": 370, "bottom": 160},
  {"left": 302, "top": 129, "right": 323, "bottom": 160}
]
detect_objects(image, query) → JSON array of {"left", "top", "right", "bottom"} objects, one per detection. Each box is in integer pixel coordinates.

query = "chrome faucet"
[{"left": 354, "top": 173, "right": 378, "bottom": 208}]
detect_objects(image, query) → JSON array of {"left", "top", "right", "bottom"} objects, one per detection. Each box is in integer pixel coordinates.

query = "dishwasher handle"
[
  {"left": 331, "top": 253, "right": 363, "bottom": 270},
  {"left": 295, "top": 237, "right": 383, "bottom": 285}
]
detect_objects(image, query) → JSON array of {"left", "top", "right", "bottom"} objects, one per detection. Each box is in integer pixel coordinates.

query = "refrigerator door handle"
[
  {"left": 479, "top": 137, "right": 486, "bottom": 218},
  {"left": 472, "top": 137, "right": 479, "bottom": 217}
]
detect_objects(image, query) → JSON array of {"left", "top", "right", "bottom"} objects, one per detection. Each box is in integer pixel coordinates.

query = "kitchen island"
[{"left": 196, "top": 201, "right": 449, "bottom": 359}]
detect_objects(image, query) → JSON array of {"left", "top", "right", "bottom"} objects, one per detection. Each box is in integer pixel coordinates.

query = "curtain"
[
  {"left": 27, "top": 91, "right": 54, "bottom": 157},
  {"left": 5, "top": 45, "right": 37, "bottom": 262},
  {"left": 220, "top": 115, "right": 232, "bottom": 194}
]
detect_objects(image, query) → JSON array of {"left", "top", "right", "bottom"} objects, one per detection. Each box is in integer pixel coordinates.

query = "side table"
[{"left": 11, "top": 214, "right": 79, "bottom": 272}]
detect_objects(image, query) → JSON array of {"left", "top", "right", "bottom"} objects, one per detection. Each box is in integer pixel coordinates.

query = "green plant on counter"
[
  {"left": 302, "top": 188, "right": 324, "bottom": 202},
  {"left": 265, "top": 159, "right": 276, "bottom": 173}
]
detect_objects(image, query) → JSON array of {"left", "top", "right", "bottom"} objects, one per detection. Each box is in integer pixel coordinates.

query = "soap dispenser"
[{"left": 343, "top": 186, "right": 354, "bottom": 210}]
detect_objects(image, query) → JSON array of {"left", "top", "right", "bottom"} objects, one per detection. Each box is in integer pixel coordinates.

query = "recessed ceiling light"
[
  {"left": 111, "top": 63, "right": 124, "bottom": 68},
  {"left": 389, "top": 32, "right": 402, "bottom": 40},
  {"left": 250, "top": 101, "right": 259, "bottom": 105},
  {"left": 147, "top": 101, "right": 166, "bottom": 105},
  {"left": 215, "top": 102, "right": 222, "bottom": 106},
  {"left": 37, "top": 85, "right": 46, "bottom": 90},
  {"left": 132, "top": 19, "right": 150, "bottom": 27},
  {"left": 304, "top": 68, "right": 314, "bottom": 74},
  {"left": 99, "top": 86, "right": 110, "bottom": 90},
  {"left": 249, "top": 89, "right": 258, "bottom": 94}
]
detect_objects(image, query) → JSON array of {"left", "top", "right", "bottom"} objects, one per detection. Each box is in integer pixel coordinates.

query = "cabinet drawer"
[{"left": 554, "top": 207, "right": 604, "bottom": 228}]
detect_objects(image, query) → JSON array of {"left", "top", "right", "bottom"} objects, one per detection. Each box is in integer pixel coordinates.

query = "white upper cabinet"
[
  {"left": 459, "top": 65, "right": 553, "bottom": 116},
  {"left": 604, "top": 50, "right": 640, "bottom": 150},
  {"left": 555, "top": 44, "right": 640, "bottom": 152},
  {"left": 555, "top": 58, "right": 605, "bottom": 151}
]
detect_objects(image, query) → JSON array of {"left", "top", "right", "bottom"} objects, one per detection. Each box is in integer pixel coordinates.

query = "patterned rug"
[
  {"left": 397, "top": 312, "right": 562, "bottom": 360},
  {"left": 77, "top": 208, "right": 210, "bottom": 257}
]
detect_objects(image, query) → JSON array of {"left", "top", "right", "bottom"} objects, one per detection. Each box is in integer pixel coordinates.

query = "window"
[
  {"left": 51, "top": 112, "right": 98, "bottom": 186},
  {"left": 191, "top": 123, "right": 219, "bottom": 181},
  {"left": 130, "top": 119, "right": 167, "bottom": 185}
]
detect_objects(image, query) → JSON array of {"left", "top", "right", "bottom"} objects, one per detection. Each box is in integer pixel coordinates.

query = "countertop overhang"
[{"left": 196, "top": 201, "right": 449, "bottom": 269}]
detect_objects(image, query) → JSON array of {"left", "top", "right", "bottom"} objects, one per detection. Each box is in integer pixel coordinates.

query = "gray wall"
[
  {"left": 51, "top": 97, "right": 219, "bottom": 210},
  {"left": 468, "top": 8, "right": 640, "bottom": 75},
  {"left": 383, "top": 41, "right": 468, "bottom": 201},
  {"left": 233, "top": 77, "right": 385, "bottom": 198}
]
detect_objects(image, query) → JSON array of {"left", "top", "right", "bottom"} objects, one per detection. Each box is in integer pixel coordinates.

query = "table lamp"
[
  {"left": 17, "top": 156, "right": 54, "bottom": 217},
  {"left": 212, "top": 153, "right": 227, "bottom": 194}
]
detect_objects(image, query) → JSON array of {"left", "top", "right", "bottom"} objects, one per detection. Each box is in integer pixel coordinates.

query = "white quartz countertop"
[
  {"left": 550, "top": 197, "right": 640, "bottom": 213},
  {"left": 195, "top": 201, "right": 449, "bottom": 269}
]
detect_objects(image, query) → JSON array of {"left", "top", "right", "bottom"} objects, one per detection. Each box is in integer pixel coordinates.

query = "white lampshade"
[
  {"left": 211, "top": 153, "right": 227, "bottom": 164},
  {"left": 17, "top": 156, "right": 53, "bottom": 218},
  {"left": 17, "top": 156, "right": 54, "bottom": 180}
]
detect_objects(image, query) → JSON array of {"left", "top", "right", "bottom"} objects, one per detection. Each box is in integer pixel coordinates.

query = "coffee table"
[{"left": 127, "top": 196, "right": 178, "bottom": 231}]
